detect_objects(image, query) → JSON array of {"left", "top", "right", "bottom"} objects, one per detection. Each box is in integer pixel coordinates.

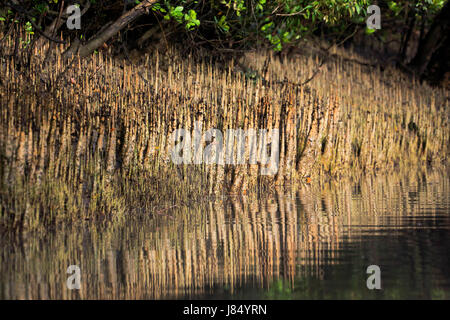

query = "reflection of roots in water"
[{"left": 1, "top": 170, "right": 448, "bottom": 299}]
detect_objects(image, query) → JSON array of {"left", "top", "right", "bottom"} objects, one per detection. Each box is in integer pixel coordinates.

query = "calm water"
[{"left": 1, "top": 170, "right": 449, "bottom": 299}]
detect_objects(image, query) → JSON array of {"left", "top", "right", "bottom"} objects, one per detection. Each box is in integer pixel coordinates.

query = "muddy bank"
[{"left": 0, "top": 36, "right": 448, "bottom": 230}]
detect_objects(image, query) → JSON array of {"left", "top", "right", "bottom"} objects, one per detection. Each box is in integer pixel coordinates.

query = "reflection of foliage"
[
  {"left": 263, "top": 230, "right": 450, "bottom": 300},
  {"left": 265, "top": 280, "right": 293, "bottom": 299}
]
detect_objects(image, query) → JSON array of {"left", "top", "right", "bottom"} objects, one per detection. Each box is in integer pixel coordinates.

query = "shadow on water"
[{"left": 1, "top": 170, "right": 449, "bottom": 299}]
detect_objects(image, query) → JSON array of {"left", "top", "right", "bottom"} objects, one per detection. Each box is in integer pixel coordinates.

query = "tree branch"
[{"left": 78, "top": 0, "right": 158, "bottom": 57}]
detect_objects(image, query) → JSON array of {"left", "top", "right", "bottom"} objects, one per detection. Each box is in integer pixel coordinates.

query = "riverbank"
[{"left": 0, "top": 33, "right": 448, "bottom": 231}]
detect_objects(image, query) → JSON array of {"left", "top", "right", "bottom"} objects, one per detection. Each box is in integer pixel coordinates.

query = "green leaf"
[
  {"left": 261, "top": 22, "right": 273, "bottom": 32},
  {"left": 365, "top": 27, "right": 376, "bottom": 34}
]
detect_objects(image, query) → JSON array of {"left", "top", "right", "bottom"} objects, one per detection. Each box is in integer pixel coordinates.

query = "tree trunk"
[
  {"left": 399, "top": 13, "right": 415, "bottom": 63},
  {"left": 78, "top": 0, "right": 158, "bottom": 57},
  {"left": 423, "top": 32, "right": 450, "bottom": 85},
  {"left": 409, "top": 1, "right": 450, "bottom": 75}
]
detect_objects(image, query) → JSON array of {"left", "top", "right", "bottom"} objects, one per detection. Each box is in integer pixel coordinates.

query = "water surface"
[{"left": 1, "top": 170, "right": 449, "bottom": 299}]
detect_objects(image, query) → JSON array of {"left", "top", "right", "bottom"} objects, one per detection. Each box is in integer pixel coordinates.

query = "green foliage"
[
  {"left": 184, "top": 9, "right": 200, "bottom": 30},
  {"left": 1, "top": 0, "right": 447, "bottom": 53},
  {"left": 157, "top": 0, "right": 375, "bottom": 50},
  {"left": 152, "top": 2, "right": 200, "bottom": 31},
  {"left": 147, "top": 0, "right": 446, "bottom": 50}
]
